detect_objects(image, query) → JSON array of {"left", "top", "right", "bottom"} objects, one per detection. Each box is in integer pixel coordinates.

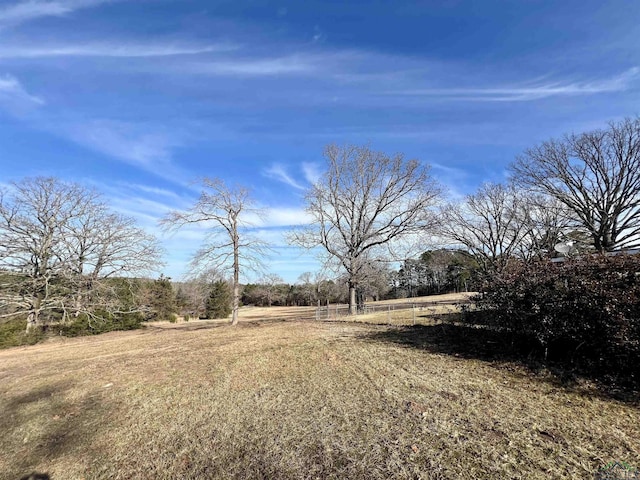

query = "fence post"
[
  {"left": 412, "top": 303, "right": 416, "bottom": 325},
  {"left": 387, "top": 305, "right": 391, "bottom": 322}
]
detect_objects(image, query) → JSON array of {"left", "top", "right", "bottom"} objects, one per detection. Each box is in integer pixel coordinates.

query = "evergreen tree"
[
  {"left": 205, "top": 280, "right": 232, "bottom": 319},
  {"left": 148, "top": 275, "right": 177, "bottom": 322}
]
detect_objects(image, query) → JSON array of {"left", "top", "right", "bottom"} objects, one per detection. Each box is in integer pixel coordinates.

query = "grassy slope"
[{"left": 1, "top": 319, "right": 638, "bottom": 479}]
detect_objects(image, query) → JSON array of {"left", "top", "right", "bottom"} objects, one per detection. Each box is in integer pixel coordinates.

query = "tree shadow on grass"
[
  {"left": 20, "top": 473, "right": 50, "bottom": 480},
  {"left": 0, "top": 379, "right": 110, "bottom": 479},
  {"left": 361, "top": 323, "right": 640, "bottom": 404}
]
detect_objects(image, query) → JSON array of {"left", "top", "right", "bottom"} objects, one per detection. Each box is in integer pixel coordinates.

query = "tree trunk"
[
  {"left": 349, "top": 282, "right": 357, "bottom": 315},
  {"left": 26, "top": 296, "right": 42, "bottom": 333},
  {"left": 231, "top": 230, "right": 240, "bottom": 326},
  {"left": 26, "top": 311, "right": 38, "bottom": 333},
  {"left": 603, "top": 231, "right": 614, "bottom": 252}
]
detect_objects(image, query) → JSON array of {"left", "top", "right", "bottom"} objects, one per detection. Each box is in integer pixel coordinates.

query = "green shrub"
[
  {"left": 0, "top": 318, "right": 45, "bottom": 349},
  {"left": 54, "top": 312, "right": 145, "bottom": 337},
  {"left": 470, "top": 254, "right": 640, "bottom": 384}
]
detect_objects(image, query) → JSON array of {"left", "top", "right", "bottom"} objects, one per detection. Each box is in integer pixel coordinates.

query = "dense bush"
[
  {"left": 53, "top": 312, "right": 145, "bottom": 337},
  {"left": 470, "top": 254, "right": 640, "bottom": 384},
  {"left": 0, "top": 318, "right": 44, "bottom": 349},
  {"left": 0, "top": 312, "right": 145, "bottom": 349},
  {"left": 0, "top": 275, "right": 158, "bottom": 349}
]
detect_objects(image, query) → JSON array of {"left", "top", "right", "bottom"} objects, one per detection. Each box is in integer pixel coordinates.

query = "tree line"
[{"left": 1, "top": 117, "right": 639, "bottom": 335}]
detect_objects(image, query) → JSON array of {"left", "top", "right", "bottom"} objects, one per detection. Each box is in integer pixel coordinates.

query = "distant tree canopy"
[
  {"left": 241, "top": 277, "right": 289, "bottom": 307},
  {"left": 390, "top": 249, "right": 478, "bottom": 298}
]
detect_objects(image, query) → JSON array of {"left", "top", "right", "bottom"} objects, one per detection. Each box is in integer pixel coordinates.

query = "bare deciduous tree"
[
  {"left": 0, "top": 177, "right": 163, "bottom": 332},
  {"left": 290, "top": 144, "right": 441, "bottom": 314},
  {"left": 174, "top": 268, "right": 228, "bottom": 319},
  {"left": 295, "top": 272, "right": 318, "bottom": 306},
  {"left": 511, "top": 117, "right": 640, "bottom": 252},
  {"left": 256, "top": 273, "right": 285, "bottom": 307},
  {"left": 515, "top": 195, "right": 580, "bottom": 261},
  {"left": 160, "top": 178, "right": 268, "bottom": 325},
  {"left": 440, "top": 183, "right": 530, "bottom": 273},
  {"left": 61, "top": 204, "right": 163, "bottom": 316},
  {"left": 354, "top": 258, "right": 391, "bottom": 303}
]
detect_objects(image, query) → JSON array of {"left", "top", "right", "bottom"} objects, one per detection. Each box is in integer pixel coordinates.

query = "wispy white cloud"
[
  {"left": 92, "top": 181, "right": 180, "bottom": 214},
  {"left": 0, "top": 73, "right": 44, "bottom": 109},
  {"left": 0, "top": 88, "right": 191, "bottom": 183},
  {"left": 187, "top": 55, "right": 317, "bottom": 76},
  {"left": 312, "top": 25, "right": 325, "bottom": 44},
  {"left": 430, "top": 162, "right": 468, "bottom": 177},
  {"left": 55, "top": 120, "right": 188, "bottom": 183},
  {"left": 263, "top": 164, "right": 305, "bottom": 190},
  {"left": 0, "top": 0, "right": 116, "bottom": 28},
  {"left": 0, "top": 42, "right": 235, "bottom": 58},
  {"left": 246, "top": 206, "right": 312, "bottom": 228},
  {"left": 301, "top": 162, "right": 322, "bottom": 185},
  {"left": 386, "top": 67, "right": 640, "bottom": 102},
  {"left": 117, "top": 183, "right": 185, "bottom": 201},
  {"left": 184, "top": 49, "right": 397, "bottom": 78},
  {"left": 429, "top": 162, "right": 473, "bottom": 200},
  {"left": 67, "top": 120, "right": 173, "bottom": 165}
]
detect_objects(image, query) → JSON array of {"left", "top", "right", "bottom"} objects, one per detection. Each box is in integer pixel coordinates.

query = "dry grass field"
[
  {"left": 231, "top": 293, "right": 474, "bottom": 326},
  {"left": 1, "top": 312, "right": 639, "bottom": 479}
]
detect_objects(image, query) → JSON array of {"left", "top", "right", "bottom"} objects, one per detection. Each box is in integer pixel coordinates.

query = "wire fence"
[{"left": 315, "top": 298, "right": 472, "bottom": 326}]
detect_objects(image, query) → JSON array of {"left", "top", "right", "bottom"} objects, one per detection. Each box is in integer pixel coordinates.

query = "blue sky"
[{"left": 0, "top": 0, "right": 639, "bottom": 282}]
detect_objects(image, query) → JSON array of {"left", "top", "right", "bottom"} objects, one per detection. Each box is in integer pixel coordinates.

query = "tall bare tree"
[
  {"left": 0, "top": 177, "right": 163, "bottom": 332},
  {"left": 511, "top": 117, "right": 640, "bottom": 252},
  {"left": 160, "top": 178, "right": 267, "bottom": 325},
  {"left": 440, "top": 183, "right": 530, "bottom": 273},
  {"left": 290, "top": 144, "right": 441, "bottom": 314}
]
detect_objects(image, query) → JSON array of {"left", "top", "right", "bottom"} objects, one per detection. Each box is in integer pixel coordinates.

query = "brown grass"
[
  {"left": 1, "top": 318, "right": 638, "bottom": 479},
  {"left": 229, "top": 293, "right": 474, "bottom": 326}
]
